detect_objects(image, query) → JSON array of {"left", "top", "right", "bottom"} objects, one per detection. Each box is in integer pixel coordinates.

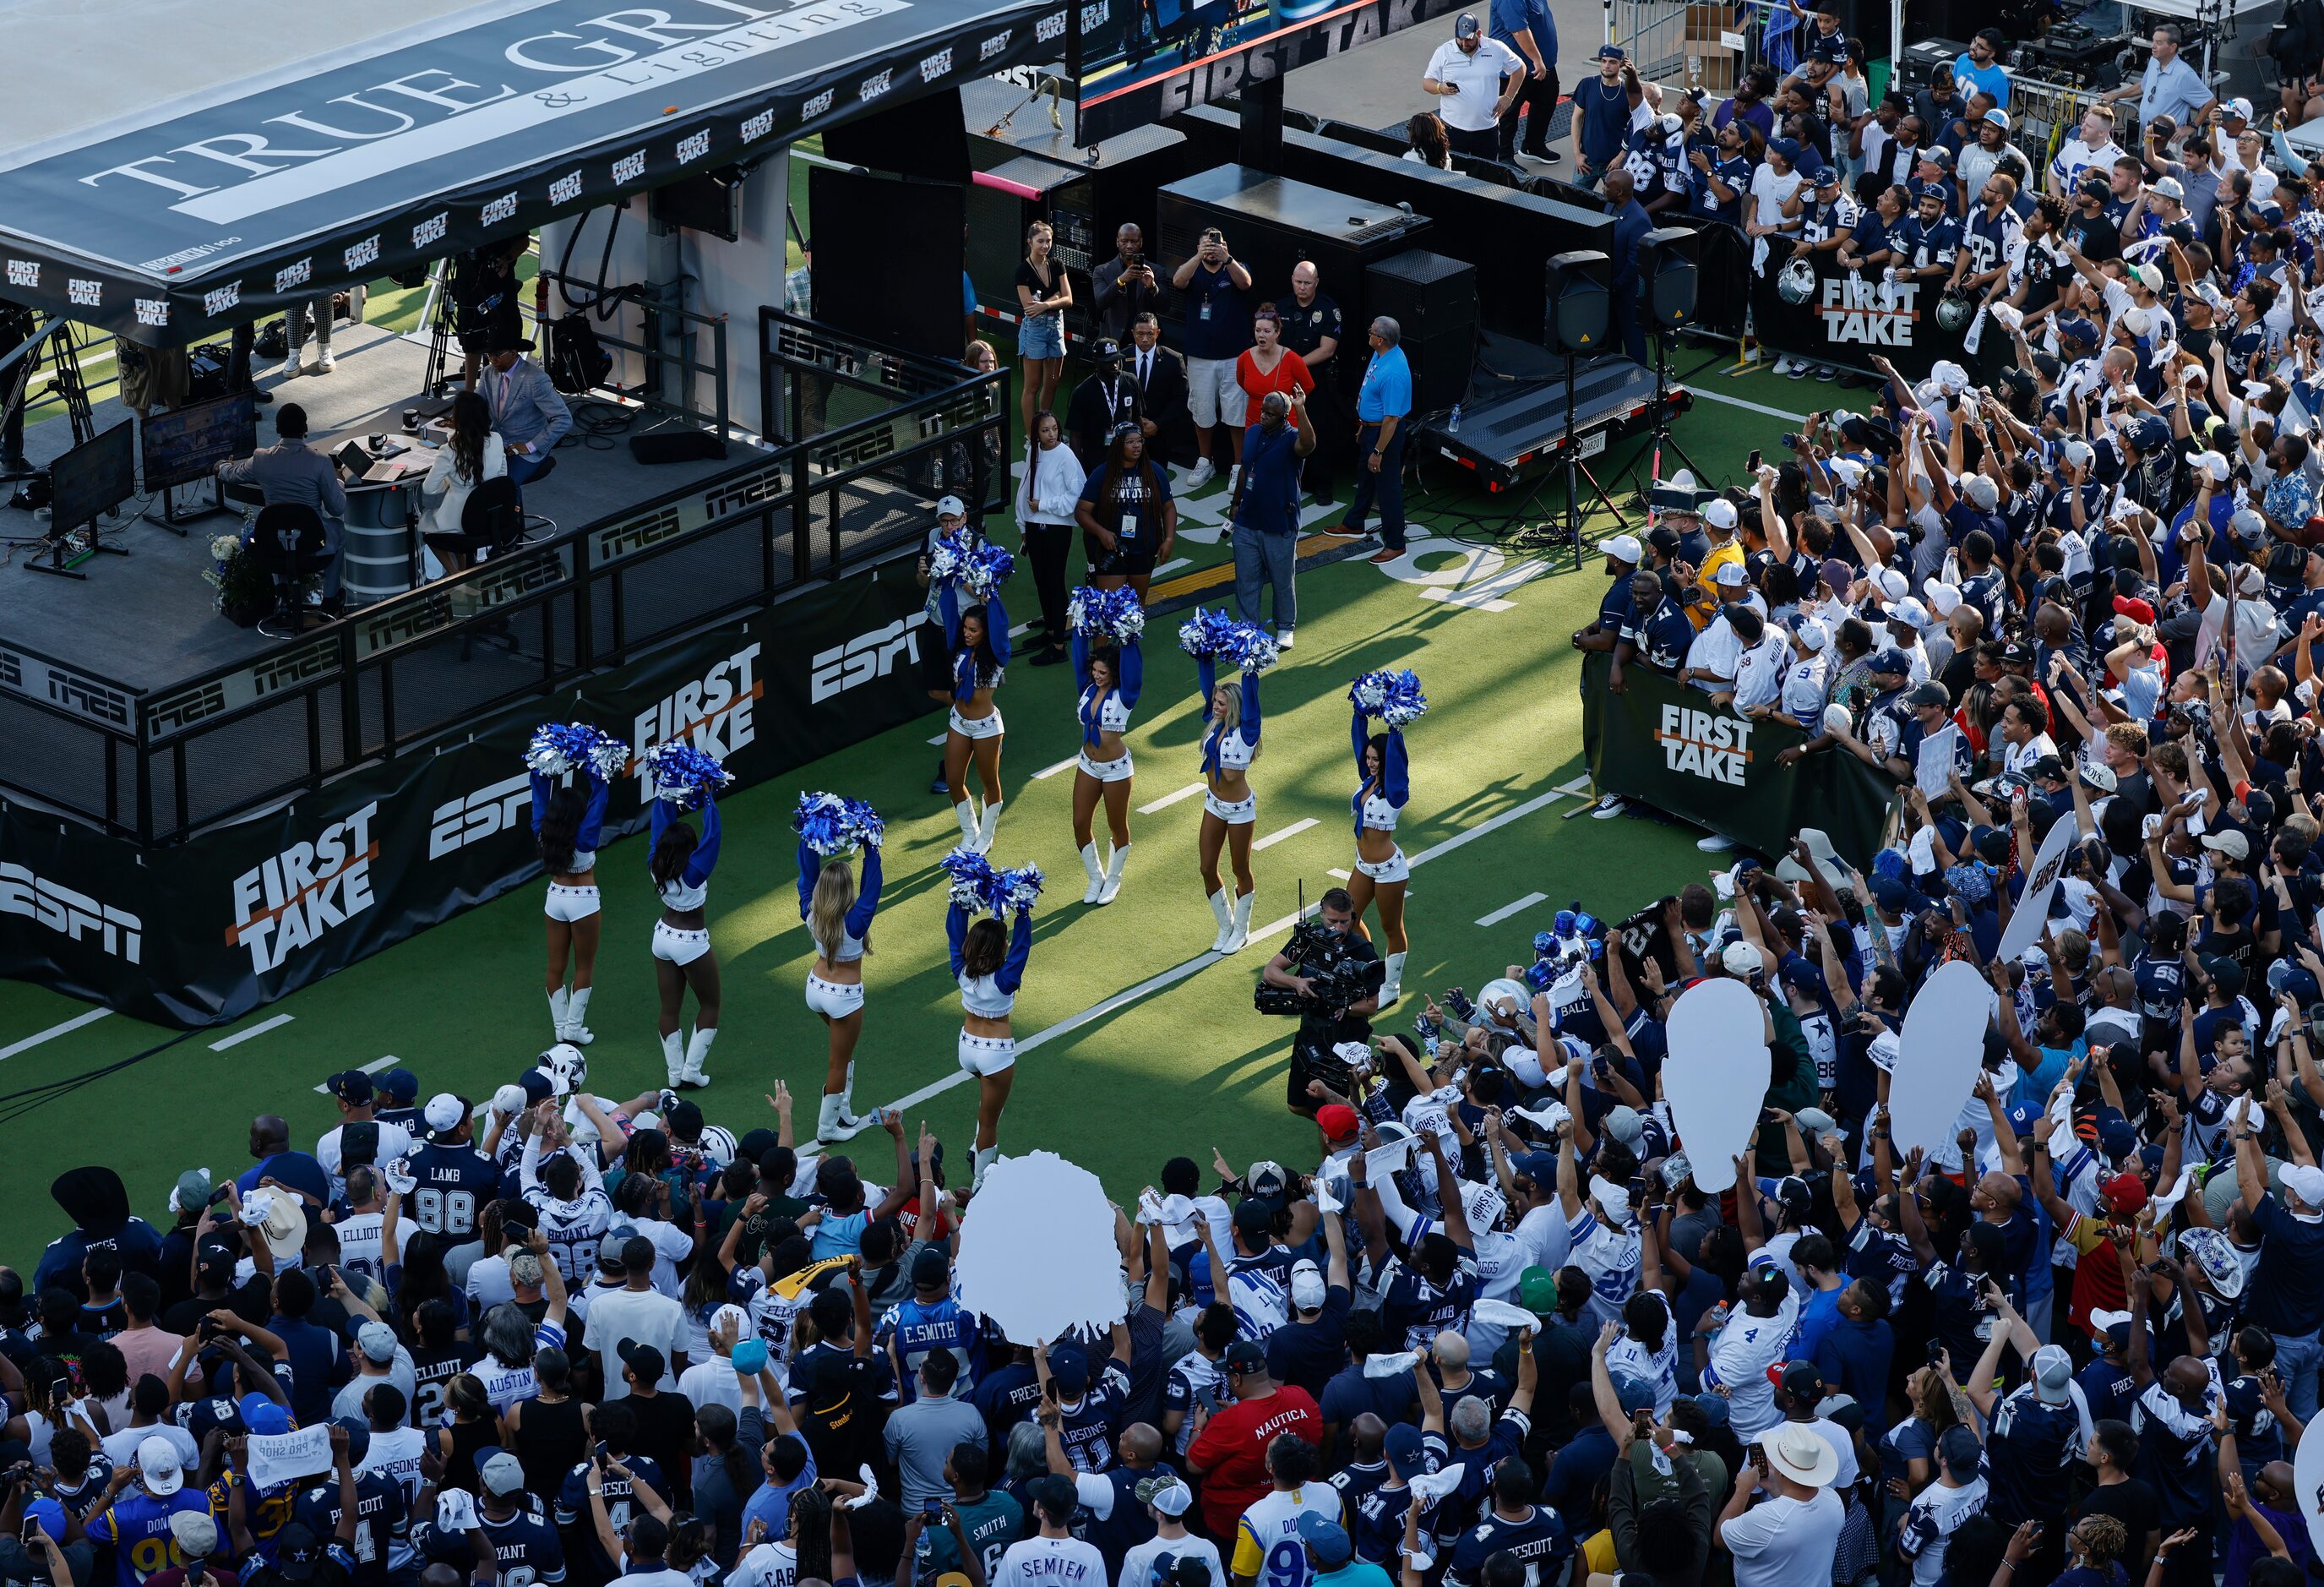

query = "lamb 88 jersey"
[{"left": 392, "top": 1142, "right": 500, "bottom": 1243}]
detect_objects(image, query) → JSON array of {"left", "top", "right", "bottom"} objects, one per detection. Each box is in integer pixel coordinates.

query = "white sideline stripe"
[
  {"left": 210, "top": 1014, "right": 294, "bottom": 1051},
  {"left": 0, "top": 1008, "right": 112, "bottom": 1062},
  {"left": 1152, "top": 558, "right": 1192, "bottom": 576},
  {"left": 1692, "top": 388, "right": 1810, "bottom": 423},
  {"left": 1477, "top": 892, "right": 1549, "bottom": 928},
  {"left": 1328, "top": 869, "right": 1352, "bottom": 881},
  {"left": 315, "top": 1055, "right": 397, "bottom": 1094},
  {"left": 1032, "top": 755, "right": 1081, "bottom": 781},
  {"left": 803, "top": 783, "right": 1580, "bottom": 1148},
  {"left": 1138, "top": 783, "right": 1206, "bottom": 814},
  {"left": 927, "top": 733, "right": 948, "bottom": 744},
  {"left": 1251, "top": 817, "right": 1319, "bottom": 851}
]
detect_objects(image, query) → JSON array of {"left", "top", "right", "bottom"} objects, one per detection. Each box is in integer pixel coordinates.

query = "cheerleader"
[
  {"left": 649, "top": 786, "right": 721, "bottom": 1089},
  {"left": 1347, "top": 696, "right": 1415, "bottom": 1007},
  {"left": 533, "top": 761, "right": 609, "bottom": 1045},
  {"left": 940, "top": 581, "right": 1012, "bottom": 855},
  {"left": 1195, "top": 647, "right": 1262, "bottom": 954},
  {"left": 948, "top": 890, "right": 1034, "bottom": 1188},
  {"left": 1070, "top": 606, "right": 1143, "bottom": 906},
  {"left": 799, "top": 834, "right": 882, "bottom": 1143}
]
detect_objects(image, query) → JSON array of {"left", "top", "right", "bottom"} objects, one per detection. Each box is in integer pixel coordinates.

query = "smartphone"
[
  {"left": 1750, "top": 1448, "right": 1771, "bottom": 1478},
  {"left": 923, "top": 1498, "right": 945, "bottom": 1520},
  {"left": 1926, "top": 1337, "right": 1945, "bottom": 1365},
  {"left": 1746, "top": 448, "right": 1762, "bottom": 473}
]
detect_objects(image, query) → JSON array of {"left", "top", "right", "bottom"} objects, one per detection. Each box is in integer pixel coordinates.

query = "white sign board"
[
  {"left": 1889, "top": 959, "right": 1992, "bottom": 1163},
  {"left": 955, "top": 1150, "right": 1126, "bottom": 1344},
  {"left": 1995, "top": 813, "right": 2079, "bottom": 963},
  {"left": 1661, "top": 976, "right": 1772, "bottom": 1193}
]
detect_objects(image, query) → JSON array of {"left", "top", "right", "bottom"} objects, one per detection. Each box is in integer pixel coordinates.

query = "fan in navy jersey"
[
  {"left": 385, "top": 1096, "right": 499, "bottom": 1255},
  {"left": 1955, "top": 176, "right": 2022, "bottom": 299},
  {"left": 1037, "top": 1338, "right": 1134, "bottom": 1473},
  {"left": 372, "top": 1071, "right": 424, "bottom": 1137},
  {"left": 1356, "top": 1132, "right": 1479, "bottom": 1350},
  {"left": 1687, "top": 123, "right": 1754, "bottom": 227},
  {"left": 291, "top": 1424, "right": 406, "bottom": 1587},
  {"left": 1439, "top": 1460, "right": 1571, "bottom": 1587},
  {"left": 875, "top": 1246, "right": 983, "bottom": 1407},
  {"left": 553, "top": 1403, "right": 672, "bottom": 1587},
  {"left": 1348, "top": 1419, "right": 1448, "bottom": 1567},
  {"left": 2125, "top": 1268, "right": 2224, "bottom": 1580},
  {"left": 416, "top": 1454, "right": 565, "bottom": 1584},
  {"left": 1899, "top": 186, "right": 1963, "bottom": 285},
  {"left": 1961, "top": 1295, "right": 2089, "bottom": 1542}
]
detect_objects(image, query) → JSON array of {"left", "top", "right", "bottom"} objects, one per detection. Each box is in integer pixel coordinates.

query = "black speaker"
[
  {"left": 1544, "top": 251, "right": 1610, "bottom": 357},
  {"left": 1639, "top": 228, "right": 1701, "bottom": 329},
  {"left": 1364, "top": 251, "right": 1478, "bottom": 415},
  {"left": 821, "top": 87, "right": 971, "bottom": 185}
]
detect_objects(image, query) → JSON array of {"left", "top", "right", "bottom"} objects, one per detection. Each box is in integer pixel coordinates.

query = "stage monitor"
[
  {"left": 822, "top": 88, "right": 969, "bottom": 185},
  {"left": 1070, "top": 0, "right": 1462, "bottom": 145},
  {"left": 806, "top": 166, "right": 969, "bottom": 362},
  {"left": 651, "top": 169, "right": 744, "bottom": 243},
  {"left": 140, "top": 390, "right": 256, "bottom": 493},
  {"left": 51, "top": 421, "right": 134, "bottom": 532}
]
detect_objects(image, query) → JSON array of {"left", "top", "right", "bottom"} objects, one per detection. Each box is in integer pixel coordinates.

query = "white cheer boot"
[
  {"left": 1207, "top": 889, "right": 1234, "bottom": 952},
  {"left": 1097, "top": 844, "right": 1129, "bottom": 905},
  {"left": 1080, "top": 843, "right": 1105, "bottom": 903}
]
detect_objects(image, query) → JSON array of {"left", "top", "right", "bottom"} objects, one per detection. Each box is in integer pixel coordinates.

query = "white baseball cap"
[
  {"left": 1290, "top": 1259, "right": 1328, "bottom": 1311},
  {"left": 137, "top": 1436, "right": 185, "bottom": 1495},
  {"left": 423, "top": 1093, "right": 465, "bottom": 1134},
  {"left": 1604, "top": 533, "right": 1644, "bottom": 564},
  {"left": 1706, "top": 499, "right": 1739, "bottom": 530},
  {"left": 935, "top": 495, "right": 966, "bottom": 518}
]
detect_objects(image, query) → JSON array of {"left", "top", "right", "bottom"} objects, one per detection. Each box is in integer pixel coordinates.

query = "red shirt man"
[{"left": 1185, "top": 1339, "right": 1322, "bottom": 1537}]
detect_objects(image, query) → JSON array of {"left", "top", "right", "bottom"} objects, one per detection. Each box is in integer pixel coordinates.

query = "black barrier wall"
[
  {"left": 1, "top": 560, "right": 940, "bottom": 1028},
  {"left": 1580, "top": 650, "right": 1896, "bottom": 864}
]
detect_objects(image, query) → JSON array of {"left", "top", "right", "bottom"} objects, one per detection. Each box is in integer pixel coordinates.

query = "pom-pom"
[
  {"left": 842, "top": 798, "right": 885, "bottom": 851},
  {"left": 1350, "top": 669, "right": 1427, "bottom": 725},
  {"left": 1178, "top": 606, "right": 1236, "bottom": 658},
  {"left": 1350, "top": 673, "right": 1391, "bottom": 714},
  {"left": 641, "top": 741, "right": 732, "bottom": 811},
  {"left": 793, "top": 791, "right": 855, "bottom": 857},
  {"left": 957, "top": 542, "right": 1015, "bottom": 603},
  {"left": 1100, "top": 586, "right": 1146, "bottom": 641},
  {"left": 527, "top": 723, "right": 629, "bottom": 781},
  {"left": 996, "top": 864, "right": 1045, "bottom": 911},
  {"left": 1068, "top": 586, "right": 1101, "bottom": 637},
  {"left": 926, "top": 540, "right": 963, "bottom": 588},
  {"left": 1228, "top": 625, "right": 1279, "bottom": 675},
  {"left": 940, "top": 848, "right": 996, "bottom": 911}
]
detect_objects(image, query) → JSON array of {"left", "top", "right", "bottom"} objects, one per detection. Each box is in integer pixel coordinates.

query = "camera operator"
[{"left": 1260, "top": 889, "right": 1381, "bottom": 1117}]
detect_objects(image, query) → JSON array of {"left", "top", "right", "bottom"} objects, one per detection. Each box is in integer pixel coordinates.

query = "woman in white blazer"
[{"left": 419, "top": 390, "right": 508, "bottom": 574}]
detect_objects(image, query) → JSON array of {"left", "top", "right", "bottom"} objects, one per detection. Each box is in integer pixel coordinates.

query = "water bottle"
[{"left": 1448, "top": 402, "right": 1462, "bottom": 434}]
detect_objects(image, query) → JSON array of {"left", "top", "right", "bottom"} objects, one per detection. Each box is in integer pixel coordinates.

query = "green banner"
[{"left": 1580, "top": 652, "right": 1896, "bottom": 866}]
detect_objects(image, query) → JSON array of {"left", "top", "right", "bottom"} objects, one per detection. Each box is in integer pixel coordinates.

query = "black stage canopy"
[{"left": 0, "top": 0, "right": 1063, "bottom": 344}]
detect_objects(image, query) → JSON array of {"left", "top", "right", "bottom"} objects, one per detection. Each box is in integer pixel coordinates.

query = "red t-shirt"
[
  {"left": 1235, "top": 348, "right": 1314, "bottom": 403},
  {"left": 1185, "top": 1384, "right": 1321, "bottom": 1536}
]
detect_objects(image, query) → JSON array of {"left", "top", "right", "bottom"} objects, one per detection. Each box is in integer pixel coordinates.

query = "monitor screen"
[
  {"left": 49, "top": 422, "right": 135, "bottom": 532},
  {"left": 139, "top": 390, "right": 257, "bottom": 493}
]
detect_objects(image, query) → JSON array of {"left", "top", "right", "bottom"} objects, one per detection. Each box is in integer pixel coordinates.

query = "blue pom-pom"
[
  {"left": 792, "top": 791, "right": 854, "bottom": 857},
  {"left": 841, "top": 798, "right": 885, "bottom": 851},
  {"left": 1228, "top": 625, "right": 1278, "bottom": 675},
  {"left": 958, "top": 543, "right": 1015, "bottom": 603},
  {"left": 1350, "top": 673, "right": 1390, "bottom": 714},
  {"left": 927, "top": 541, "right": 963, "bottom": 587},
  {"left": 642, "top": 742, "right": 732, "bottom": 811},
  {"left": 1178, "top": 606, "right": 1233, "bottom": 657},
  {"left": 1069, "top": 586, "right": 1102, "bottom": 637},
  {"left": 996, "top": 864, "right": 1045, "bottom": 912},
  {"left": 1381, "top": 669, "right": 1429, "bottom": 727},
  {"left": 527, "top": 723, "right": 629, "bottom": 780},
  {"left": 940, "top": 848, "right": 996, "bottom": 911}
]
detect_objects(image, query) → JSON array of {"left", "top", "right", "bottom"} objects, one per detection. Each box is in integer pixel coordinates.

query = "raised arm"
[{"left": 996, "top": 906, "right": 1035, "bottom": 995}]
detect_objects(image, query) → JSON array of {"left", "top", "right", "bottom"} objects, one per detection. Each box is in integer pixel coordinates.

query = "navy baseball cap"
[
  {"left": 1870, "top": 647, "right": 1914, "bottom": 677},
  {"left": 376, "top": 1067, "right": 419, "bottom": 1105}
]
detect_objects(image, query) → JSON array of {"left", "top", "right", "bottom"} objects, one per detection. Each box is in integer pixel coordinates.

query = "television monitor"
[
  {"left": 139, "top": 390, "right": 257, "bottom": 493},
  {"left": 49, "top": 421, "right": 135, "bottom": 532}
]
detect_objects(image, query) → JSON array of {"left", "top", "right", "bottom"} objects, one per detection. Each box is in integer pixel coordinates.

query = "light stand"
[
  {"left": 1544, "top": 248, "right": 1612, "bottom": 570},
  {"left": 1562, "top": 350, "right": 1581, "bottom": 571}
]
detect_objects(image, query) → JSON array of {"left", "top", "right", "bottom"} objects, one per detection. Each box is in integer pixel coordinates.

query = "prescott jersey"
[
  {"left": 1231, "top": 1485, "right": 1343, "bottom": 1587},
  {"left": 555, "top": 1447, "right": 671, "bottom": 1584},
  {"left": 1441, "top": 1506, "right": 1574, "bottom": 1587},
  {"left": 395, "top": 1143, "right": 501, "bottom": 1245},
  {"left": 875, "top": 1293, "right": 983, "bottom": 1405},
  {"left": 293, "top": 1469, "right": 408, "bottom": 1587}
]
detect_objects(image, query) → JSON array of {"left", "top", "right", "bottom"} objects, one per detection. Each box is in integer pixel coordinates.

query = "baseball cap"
[
  {"left": 1815, "top": 166, "right": 1844, "bottom": 189},
  {"left": 2113, "top": 594, "right": 2157, "bottom": 624},
  {"left": 2153, "top": 176, "right": 2185, "bottom": 201},
  {"left": 1454, "top": 11, "right": 1482, "bottom": 37},
  {"left": 1290, "top": 1259, "right": 1328, "bottom": 1312},
  {"left": 1914, "top": 182, "right": 1950, "bottom": 205},
  {"left": 357, "top": 1321, "right": 398, "bottom": 1364},
  {"left": 1713, "top": 562, "right": 1748, "bottom": 588},
  {"left": 1049, "top": 1341, "right": 1093, "bottom": 1396},
  {"left": 137, "top": 1436, "right": 185, "bottom": 1494},
  {"left": 1233, "top": 1198, "right": 1275, "bottom": 1237},
  {"left": 25, "top": 1500, "right": 69, "bottom": 1547},
  {"left": 2282, "top": 1162, "right": 2324, "bottom": 1210},
  {"left": 236, "top": 1392, "right": 290, "bottom": 1436},
  {"left": 1905, "top": 682, "right": 1949, "bottom": 709},
  {"left": 2202, "top": 830, "right": 2250, "bottom": 860},
  {"left": 275, "top": 1524, "right": 324, "bottom": 1582},
  {"left": 1769, "top": 137, "right": 1803, "bottom": 164},
  {"left": 376, "top": 1066, "right": 419, "bottom": 1105},
  {"left": 912, "top": 1245, "right": 951, "bottom": 1287},
  {"left": 1983, "top": 107, "right": 2010, "bottom": 128},
  {"left": 1597, "top": 42, "right": 1626, "bottom": 57},
  {"left": 598, "top": 1229, "right": 633, "bottom": 1271},
  {"left": 2228, "top": 96, "right": 2254, "bottom": 120},
  {"left": 1603, "top": 1104, "right": 1645, "bottom": 1147},
  {"left": 423, "top": 1093, "right": 465, "bottom": 1136},
  {"left": 1604, "top": 533, "right": 1643, "bottom": 565},
  {"left": 1316, "top": 1104, "right": 1361, "bottom": 1143},
  {"left": 2032, "top": 1344, "right": 2075, "bottom": 1404},
  {"left": 2100, "top": 1172, "right": 2147, "bottom": 1215},
  {"left": 731, "top": 1338, "right": 770, "bottom": 1376},
  {"left": 1384, "top": 1421, "right": 1429, "bottom": 1474},
  {"left": 172, "top": 1169, "right": 213, "bottom": 1215},
  {"left": 480, "top": 1451, "right": 527, "bottom": 1496},
  {"left": 327, "top": 1070, "right": 375, "bottom": 1106},
  {"left": 1517, "top": 1265, "right": 1558, "bottom": 1312},
  {"left": 1224, "top": 1339, "right": 1267, "bottom": 1375},
  {"left": 1706, "top": 499, "right": 1739, "bottom": 530},
  {"left": 1939, "top": 1425, "right": 1983, "bottom": 1475},
  {"left": 935, "top": 495, "right": 966, "bottom": 519},
  {"left": 1139, "top": 1475, "right": 1195, "bottom": 1518},
  {"left": 1870, "top": 647, "right": 1913, "bottom": 677}
]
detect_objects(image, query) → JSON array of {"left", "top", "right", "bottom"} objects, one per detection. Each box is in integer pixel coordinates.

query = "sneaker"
[
  {"left": 1816, "top": 365, "right": 1839, "bottom": 381},
  {"left": 1695, "top": 832, "right": 1736, "bottom": 853},
  {"left": 1532, "top": 149, "right": 1563, "bottom": 164},
  {"left": 275, "top": 359, "right": 302, "bottom": 380},
  {"left": 1591, "top": 795, "right": 1627, "bottom": 819},
  {"left": 1320, "top": 521, "right": 1364, "bottom": 537},
  {"left": 1787, "top": 360, "right": 1810, "bottom": 379},
  {"left": 314, "top": 350, "right": 336, "bottom": 374},
  {"left": 1227, "top": 465, "right": 1242, "bottom": 498},
  {"left": 1277, "top": 629, "right": 1294, "bottom": 650},
  {"left": 1185, "top": 459, "right": 1217, "bottom": 489}
]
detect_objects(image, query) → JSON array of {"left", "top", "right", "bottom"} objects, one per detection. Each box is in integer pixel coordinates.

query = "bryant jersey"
[
  {"left": 875, "top": 1294, "right": 983, "bottom": 1405},
  {"left": 1960, "top": 209, "right": 2017, "bottom": 277},
  {"left": 294, "top": 1469, "right": 407, "bottom": 1587},
  {"left": 395, "top": 1143, "right": 500, "bottom": 1243},
  {"left": 418, "top": 1506, "right": 566, "bottom": 1584},
  {"left": 521, "top": 1146, "right": 612, "bottom": 1284}
]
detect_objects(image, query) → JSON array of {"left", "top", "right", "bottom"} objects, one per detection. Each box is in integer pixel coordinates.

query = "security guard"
[{"left": 1279, "top": 260, "right": 1345, "bottom": 505}]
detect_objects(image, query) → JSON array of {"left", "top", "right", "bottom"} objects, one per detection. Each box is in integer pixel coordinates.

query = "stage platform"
[{"left": 1, "top": 324, "right": 745, "bottom": 692}]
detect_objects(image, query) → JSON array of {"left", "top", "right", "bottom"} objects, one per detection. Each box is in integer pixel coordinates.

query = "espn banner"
[
  {"left": 1747, "top": 239, "right": 2011, "bottom": 386},
  {"left": 1, "top": 554, "right": 937, "bottom": 1029},
  {"left": 1580, "top": 651, "right": 1893, "bottom": 868}
]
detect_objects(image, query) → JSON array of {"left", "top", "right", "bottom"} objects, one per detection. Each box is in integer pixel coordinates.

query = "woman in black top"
[
  {"left": 506, "top": 1344, "right": 589, "bottom": 1497},
  {"left": 1074, "top": 426, "right": 1179, "bottom": 604},
  {"left": 438, "top": 1373, "right": 501, "bottom": 1494},
  {"left": 1014, "top": 222, "right": 1071, "bottom": 449}
]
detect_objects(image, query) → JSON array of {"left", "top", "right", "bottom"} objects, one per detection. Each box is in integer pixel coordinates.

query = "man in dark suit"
[{"left": 1125, "top": 312, "right": 1191, "bottom": 467}]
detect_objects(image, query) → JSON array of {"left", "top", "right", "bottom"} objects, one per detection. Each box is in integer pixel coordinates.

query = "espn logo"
[
  {"left": 429, "top": 773, "right": 533, "bottom": 860},
  {"left": 810, "top": 612, "right": 924, "bottom": 705},
  {"left": 0, "top": 863, "right": 142, "bottom": 964}
]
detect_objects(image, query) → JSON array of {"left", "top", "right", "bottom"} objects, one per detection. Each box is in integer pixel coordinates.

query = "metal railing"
[{"left": 0, "top": 321, "right": 1005, "bottom": 845}]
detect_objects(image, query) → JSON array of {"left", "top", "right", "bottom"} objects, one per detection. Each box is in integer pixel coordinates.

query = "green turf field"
[{"left": 0, "top": 323, "right": 1831, "bottom": 1271}]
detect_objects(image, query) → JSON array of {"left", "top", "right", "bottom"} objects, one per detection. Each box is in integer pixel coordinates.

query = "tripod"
[
  {"left": 422, "top": 258, "right": 460, "bottom": 401},
  {"left": 3, "top": 317, "right": 99, "bottom": 518}
]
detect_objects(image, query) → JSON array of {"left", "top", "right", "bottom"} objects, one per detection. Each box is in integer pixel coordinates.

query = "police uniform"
[{"left": 1282, "top": 291, "right": 1346, "bottom": 502}]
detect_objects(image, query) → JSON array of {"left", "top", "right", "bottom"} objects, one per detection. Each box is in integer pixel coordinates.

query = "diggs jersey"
[
  {"left": 1231, "top": 1485, "right": 1342, "bottom": 1587},
  {"left": 396, "top": 1143, "right": 500, "bottom": 1243},
  {"left": 875, "top": 1294, "right": 982, "bottom": 1404},
  {"left": 294, "top": 1469, "right": 408, "bottom": 1587}
]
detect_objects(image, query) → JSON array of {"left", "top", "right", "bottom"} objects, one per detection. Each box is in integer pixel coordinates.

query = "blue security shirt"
[
  {"left": 1357, "top": 347, "right": 1412, "bottom": 423},
  {"left": 1952, "top": 57, "right": 2011, "bottom": 107}
]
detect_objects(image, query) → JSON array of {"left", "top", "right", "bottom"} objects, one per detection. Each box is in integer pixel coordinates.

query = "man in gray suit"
[
  {"left": 478, "top": 333, "right": 571, "bottom": 498},
  {"left": 215, "top": 402, "right": 348, "bottom": 603}
]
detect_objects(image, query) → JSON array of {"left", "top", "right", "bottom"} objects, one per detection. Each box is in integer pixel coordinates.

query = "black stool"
[{"left": 248, "top": 504, "right": 333, "bottom": 638}]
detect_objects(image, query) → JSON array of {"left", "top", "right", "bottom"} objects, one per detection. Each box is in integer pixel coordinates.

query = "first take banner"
[
  {"left": 1580, "top": 651, "right": 1893, "bottom": 866},
  {"left": 1, "top": 555, "right": 939, "bottom": 1028}
]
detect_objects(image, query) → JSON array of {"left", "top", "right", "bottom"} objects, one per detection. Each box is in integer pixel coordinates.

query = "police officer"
[
  {"left": 1259, "top": 887, "right": 1381, "bottom": 1115},
  {"left": 1280, "top": 261, "right": 1345, "bottom": 505}
]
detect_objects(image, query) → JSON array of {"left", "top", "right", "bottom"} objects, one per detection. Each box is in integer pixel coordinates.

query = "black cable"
[{"left": 553, "top": 205, "right": 627, "bottom": 324}]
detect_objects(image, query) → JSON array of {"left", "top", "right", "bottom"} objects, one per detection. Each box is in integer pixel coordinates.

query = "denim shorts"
[{"left": 1017, "top": 312, "right": 1064, "bottom": 359}]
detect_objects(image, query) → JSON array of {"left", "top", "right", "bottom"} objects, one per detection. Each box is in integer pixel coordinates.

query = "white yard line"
[
  {"left": 1138, "top": 783, "right": 1206, "bottom": 815},
  {"left": 0, "top": 1008, "right": 112, "bottom": 1063},
  {"left": 1032, "top": 755, "right": 1081, "bottom": 781},
  {"left": 210, "top": 1014, "right": 294, "bottom": 1052},
  {"left": 1476, "top": 892, "right": 1549, "bottom": 928},
  {"left": 1251, "top": 817, "right": 1319, "bottom": 851},
  {"left": 315, "top": 1055, "right": 397, "bottom": 1094}
]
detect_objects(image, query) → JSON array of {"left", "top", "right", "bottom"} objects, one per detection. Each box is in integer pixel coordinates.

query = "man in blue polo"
[{"left": 1331, "top": 319, "right": 1412, "bottom": 564}]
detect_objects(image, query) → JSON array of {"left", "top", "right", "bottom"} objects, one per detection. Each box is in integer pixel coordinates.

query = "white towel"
[{"left": 1363, "top": 1349, "right": 1425, "bottom": 1379}]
